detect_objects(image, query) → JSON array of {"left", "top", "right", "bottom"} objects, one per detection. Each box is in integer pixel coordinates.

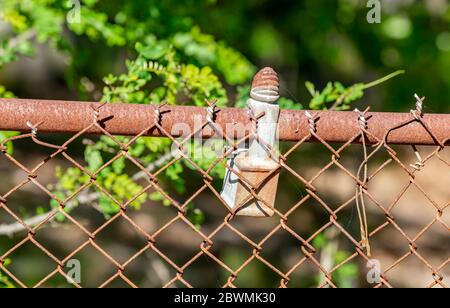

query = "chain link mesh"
[{"left": 0, "top": 102, "right": 448, "bottom": 288}]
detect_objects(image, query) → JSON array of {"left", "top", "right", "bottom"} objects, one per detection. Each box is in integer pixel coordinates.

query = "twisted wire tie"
[
  {"left": 205, "top": 99, "right": 218, "bottom": 124},
  {"left": 206, "top": 105, "right": 215, "bottom": 123},
  {"left": 152, "top": 102, "right": 167, "bottom": 125},
  {"left": 93, "top": 109, "right": 99, "bottom": 122},
  {"left": 154, "top": 105, "right": 161, "bottom": 123},
  {"left": 411, "top": 93, "right": 425, "bottom": 119},
  {"left": 354, "top": 108, "right": 368, "bottom": 130},
  {"left": 305, "top": 111, "right": 317, "bottom": 134},
  {"left": 26, "top": 121, "right": 38, "bottom": 138},
  {"left": 91, "top": 102, "right": 107, "bottom": 123}
]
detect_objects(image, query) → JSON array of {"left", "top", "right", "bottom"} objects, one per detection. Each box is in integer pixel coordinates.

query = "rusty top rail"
[{"left": 0, "top": 98, "right": 449, "bottom": 145}]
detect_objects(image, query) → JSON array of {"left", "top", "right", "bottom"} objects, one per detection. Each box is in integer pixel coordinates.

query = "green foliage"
[
  {"left": 0, "top": 131, "right": 19, "bottom": 155},
  {"left": 68, "top": 6, "right": 126, "bottom": 46},
  {"left": 332, "top": 251, "right": 359, "bottom": 288},
  {"left": 0, "top": 259, "right": 15, "bottom": 288},
  {"left": 313, "top": 233, "right": 358, "bottom": 288},
  {"left": 0, "top": 87, "right": 18, "bottom": 154},
  {"left": 306, "top": 70, "right": 405, "bottom": 110},
  {"left": 0, "top": 86, "right": 14, "bottom": 98},
  {"left": 186, "top": 203, "right": 205, "bottom": 230},
  {"left": 173, "top": 26, "right": 256, "bottom": 85},
  {"left": 307, "top": 81, "right": 361, "bottom": 111}
]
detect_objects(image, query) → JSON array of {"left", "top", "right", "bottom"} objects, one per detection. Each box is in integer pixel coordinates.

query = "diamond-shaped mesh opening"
[
  {"left": 59, "top": 187, "right": 121, "bottom": 233},
  {"left": 32, "top": 218, "right": 90, "bottom": 260},
  {"left": 285, "top": 194, "right": 336, "bottom": 240},
  {"left": 1, "top": 179, "right": 45, "bottom": 215},
  {"left": 285, "top": 257, "right": 325, "bottom": 288},
  {"left": 202, "top": 225, "right": 255, "bottom": 275},
  {"left": 1, "top": 134, "right": 58, "bottom": 171},
  {"left": 3, "top": 240, "right": 57, "bottom": 287},
  {"left": 371, "top": 216, "right": 411, "bottom": 250},
  {"left": 124, "top": 201, "right": 180, "bottom": 235},
  {"left": 390, "top": 185, "right": 441, "bottom": 238},
  {"left": 275, "top": 166, "right": 310, "bottom": 214},
  {"left": 121, "top": 248, "right": 179, "bottom": 288},
  {"left": 257, "top": 226, "right": 307, "bottom": 274},
  {"left": 367, "top": 169, "right": 411, "bottom": 207},
  {"left": 67, "top": 243, "right": 120, "bottom": 288},
  {"left": 413, "top": 154, "right": 450, "bottom": 206},
  {"left": 231, "top": 257, "right": 284, "bottom": 288},
  {"left": 382, "top": 252, "right": 444, "bottom": 288},
  {"left": 286, "top": 142, "right": 339, "bottom": 179},
  {"left": 413, "top": 222, "right": 449, "bottom": 268},
  {"left": 310, "top": 163, "right": 359, "bottom": 211},
  {"left": 228, "top": 215, "right": 281, "bottom": 244},
  {"left": 180, "top": 185, "right": 231, "bottom": 233},
  {"left": 60, "top": 134, "right": 138, "bottom": 176},
  {"left": 37, "top": 271, "right": 79, "bottom": 288},
  {"left": 181, "top": 253, "right": 228, "bottom": 287},
  {"left": 92, "top": 216, "right": 149, "bottom": 264},
  {"left": 156, "top": 158, "right": 223, "bottom": 209},
  {"left": 153, "top": 219, "right": 204, "bottom": 266}
]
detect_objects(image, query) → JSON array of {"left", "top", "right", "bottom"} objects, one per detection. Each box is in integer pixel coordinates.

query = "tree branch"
[
  {"left": 0, "top": 191, "right": 97, "bottom": 237},
  {"left": 0, "top": 29, "right": 37, "bottom": 56}
]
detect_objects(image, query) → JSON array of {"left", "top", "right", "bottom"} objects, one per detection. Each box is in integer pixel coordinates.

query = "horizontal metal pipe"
[{"left": 0, "top": 98, "right": 449, "bottom": 145}]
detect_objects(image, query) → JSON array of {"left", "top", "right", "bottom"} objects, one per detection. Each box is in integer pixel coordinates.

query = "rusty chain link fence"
[{"left": 0, "top": 96, "right": 448, "bottom": 288}]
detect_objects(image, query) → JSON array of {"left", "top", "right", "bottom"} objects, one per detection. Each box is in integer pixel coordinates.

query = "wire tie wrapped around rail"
[
  {"left": 152, "top": 102, "right": 167, "bottom": 125},
  {"left": 153, "top": 105, "right": 160, "bottom": 123},
  {"left": 26, "top": 121, "right": 39, "bottom": 138},
  {"left": 90, "top": 102, "right": 107, "bottom": 123},
  {"left": 205, "top": 99, "right": 218, "bottom": 124},
  {"left": 411, "top": 94, "right": 425, "bottom": 119},
  {"left": 354, "top": 108, "right": 369, "bottom": 130},
  {"left": 305, "top": 111, "right": 318, "bottom": 134}
]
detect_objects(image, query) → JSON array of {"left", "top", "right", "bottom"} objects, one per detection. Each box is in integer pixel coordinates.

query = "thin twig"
[
  {"left": 0, "top": 191, "right": 97, "bottom": 237},
  {"left": 0, "top": 29, "right": 37, "bottom": 56}
]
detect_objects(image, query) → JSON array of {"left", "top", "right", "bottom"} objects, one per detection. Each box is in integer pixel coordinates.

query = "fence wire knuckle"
[{"left": 0, "top": 95, "right": 448, "bottom": 288}]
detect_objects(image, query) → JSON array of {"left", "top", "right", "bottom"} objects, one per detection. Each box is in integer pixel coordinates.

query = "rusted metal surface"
[
  {"left": 233, "top": 157, "right": 280, "bottom": 217},
  {"left": 0, "top": 98, "right": 449, "bottom": 145},
  {"left": 250, "top": 67, "right": 280, "bottom": 102},
  {"left": 252, "top": 67, "right": 279, "bottom": 88}
]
